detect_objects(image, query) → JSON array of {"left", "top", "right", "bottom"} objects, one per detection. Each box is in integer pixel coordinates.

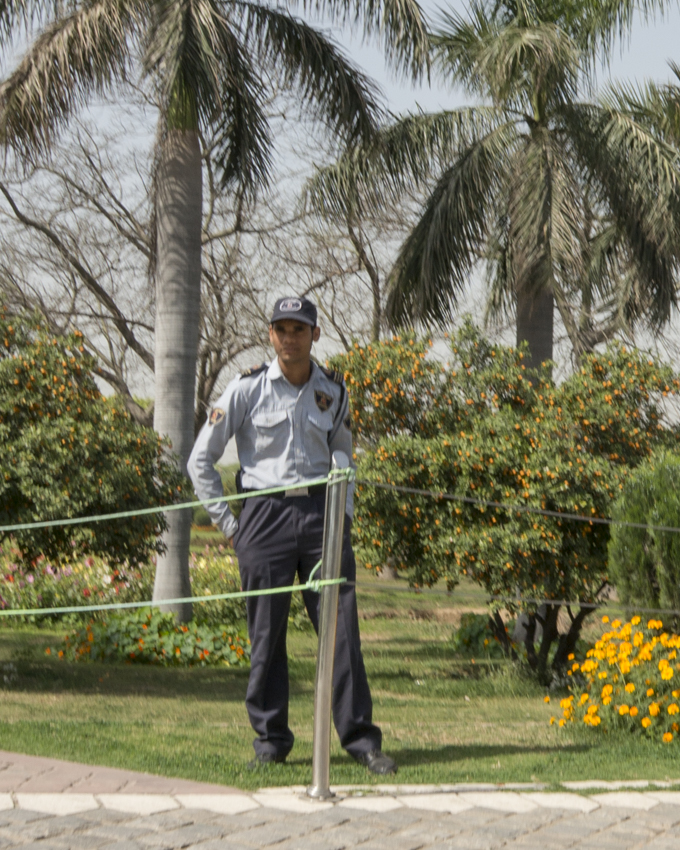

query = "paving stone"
[
  {"left": 175, "top": 794, "right": 259, "bottom": 815},
  {"left": 227, "top": 818, "right": 318, "bottom": 847},
  {"left": 86, "top": 823, "right": 156, "bottom": 843},
  {"left": 251, "top": 793, "right": 333, "bottom": 813},
  {"left": 397, "top": 793, "right": 474, "bottom": 815},
  {"left": 457, "top": 792, "right": 537, "bottom": 813},
  {"left": 630, "top": 803, "right": 680, "bottom": 829},
  {"left": 426, "top": 835, "right": 506, "bottom": 850},
  {"left": 98, "top": 794, "right": 179, "bottom": 815},
  {"left": 184, "top": 841, "right": 257, "bottom": 850},
  {"left": 0, "top": 798, "right": 11, "bottom": 814},
  {"left": 366, "top": 808, "right": 424, "bottom": 829},
  {"left": 342, "top": 837, "right": 426, "bottom": 850},
  {"left": 590, "top": 792, "right": 658, "bottom": 811},
  {"left": 137, "top": 822, "right": 229, "bottom": 847},
  {"left": 16, "top": 793, "right": 98, "bottom": 815},
  {"left": 339, "top": 796, "right": 404, "bottom": 812},
  {"left": 523, "top": 793, "right": 599, "bottom": 813}
]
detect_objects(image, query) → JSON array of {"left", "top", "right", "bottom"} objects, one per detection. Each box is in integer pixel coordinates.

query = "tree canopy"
[{"left": 0, "top": 310, "right": 186, "bottom": 566}]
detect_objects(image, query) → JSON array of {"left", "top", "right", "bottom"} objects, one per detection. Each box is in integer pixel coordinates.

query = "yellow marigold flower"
[
  {"left": 619, "top": 705, "right": 630, "bottom": 715},
  {"left": 673, "top": 690, "right": 680, "bottom": 699},
  {"left": 642, "top": 717, "right": 652, "bottom": 729},
  {"left": 591, "top": 715, "right": 601, "bottom": 726},
  {"left": 625, "top": 683, "right": 635, "bottom": 693},
  {"left": 620, "top": 661, "right": 631, "bottom": 674},
  {"left": 659, "top": 659, "right": 669, "bottom": 670},
  {"left": 650, "top": 703, "right": 661, "bottom": 717},
  {"left": 630, "top": 706, "right": 639, "bottom": 717},
  {"left": 612, "top": 619, "right": 622, "bottom": 630},
  {"left": 550, "top": 717, "right": 556, "bottom": 725},
  {"left": 544, "top": 696, "right": 550, "bottom": 703},
  {"left": 558, "top": 719, "right": 566, "bottom": 727},
  {"left": 580, "top": 693, "right": 589, "bottom": 705},
  {"left": 602, "top": 696, "right": 612, "bottom": 706},
  {"left": 587, "top": 704, "right": 599, "bottom": 715},
  {"left": 602, "top": 616, "right": 609, "bottom": 624},
  {"left": 647, "top": 688, "right": 655, "bottom": 697},
  {"left": 673, "top": 723, "right": 680, "bottom": 733},
  {"left": 663, "top": 732, "right": 673, "bottom": 743},
  {"left": 631, "top": 616, "right": 641, "bottom": 626},
  {"left": 662, "top": 667, "right": 674, "bottom": 681},
  {"left": 568, "top": 653, "right": 575, "bottom": 661},
  {"left": 602, "top": 684, "right": 613, "bottom": 696},
  {"left": 598, "top": 671, "right": 608, "bottom": 679},
  {"left": 668, "top": 704, "right": 680, "bottom": 715},
  {"left": 648, "top": 619, "right": 657, "bottom": 629}
]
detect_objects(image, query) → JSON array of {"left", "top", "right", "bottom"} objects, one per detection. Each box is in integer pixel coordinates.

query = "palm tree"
[
  {"left": 0, "top": 0, "right": 429, "bottom": 620},
  {"left": 306, "top": 0, "right": 680, "bottom": 372}
]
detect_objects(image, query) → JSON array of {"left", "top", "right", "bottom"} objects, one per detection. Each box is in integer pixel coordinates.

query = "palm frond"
[
  {"left": 289, "top": 0, "right": 430, "bottom": 81},
  {"left": 0, "top": 0, "right": 56, "bottom": 46},
  {"left": 432, "top": 2, "right": 580, "bottom": 111},
  {"left": 237, "top": 1, "right": 383, "bottom": 149},
  {"left": 303, "top": 105, "right": 506, "bottom": 219},
  {"left": 385, "top": 121, "right": 518, "bottom": 328},
  {"left": 145, "top": 0, "right": 272, "bottom": 192},
  {"left": 562, "top": 100, "right": 680, "bottom": 327},
  {"left": 0, "top": 0, "right": 141, "bottom": 159},
  {"left": 569, "top": 0, "right": 674, "bottom": 62}
]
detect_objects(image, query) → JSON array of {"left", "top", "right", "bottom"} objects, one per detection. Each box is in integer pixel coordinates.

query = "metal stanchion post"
[{"left": 306, "top": 451, "right": 349, "bottom": 800}]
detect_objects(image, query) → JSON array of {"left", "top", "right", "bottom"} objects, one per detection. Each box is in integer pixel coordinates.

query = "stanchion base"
[{"left": 306, "top": 784, "right": 336, "bottom": 800}]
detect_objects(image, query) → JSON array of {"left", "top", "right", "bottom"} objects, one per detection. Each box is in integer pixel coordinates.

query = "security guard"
[{"left": 188, "top": 296, "right": 396, "bottom": 774}]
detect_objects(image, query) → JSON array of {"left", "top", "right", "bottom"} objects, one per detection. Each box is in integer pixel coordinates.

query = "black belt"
[{"left": 242, "top": 484, "right": 327, "bottom": 499}]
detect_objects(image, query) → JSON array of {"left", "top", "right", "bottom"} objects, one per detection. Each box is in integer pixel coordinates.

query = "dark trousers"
[{"left": 233, "top": 492, "right": 381, "bottom": 760}]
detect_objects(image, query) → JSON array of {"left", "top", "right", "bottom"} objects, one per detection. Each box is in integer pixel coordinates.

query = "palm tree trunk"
[
  {"left": 152, "top": 129, "right": 202, "bottom": 623},
  {"left": 516, "top": 279, "right": 553, "bottom": 374}
]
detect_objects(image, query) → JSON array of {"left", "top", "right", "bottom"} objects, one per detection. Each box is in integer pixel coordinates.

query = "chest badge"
[
  {"left": 314, "top": 390, "right": 332, "bottom": 412},
  {"left": 209, "top": 407, "right": 226, "bottom": 426}
]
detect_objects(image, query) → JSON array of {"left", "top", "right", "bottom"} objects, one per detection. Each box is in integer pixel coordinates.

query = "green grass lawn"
[{"left": 1, "top": 570, "right": 679, "bottom": 791}]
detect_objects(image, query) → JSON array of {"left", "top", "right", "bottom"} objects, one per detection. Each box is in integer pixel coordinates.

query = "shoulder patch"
[
  {"left": 240, "top": 363, "right": 267, "bottom": 380},
  {"left": 209, "top": 407, "right": 226, "bottom": 426},
  {"left": 319, "top": 364, "right": 344, "bottom": 386}
]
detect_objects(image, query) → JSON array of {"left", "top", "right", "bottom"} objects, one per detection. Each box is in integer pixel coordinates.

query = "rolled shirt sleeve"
[{"left": 187, "top": 380, "right": 246, "bottom": 539}]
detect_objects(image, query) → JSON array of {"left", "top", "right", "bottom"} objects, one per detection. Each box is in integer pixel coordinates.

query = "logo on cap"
[{"left": 279, "top": 298, "right": 302, "bottom": 312}]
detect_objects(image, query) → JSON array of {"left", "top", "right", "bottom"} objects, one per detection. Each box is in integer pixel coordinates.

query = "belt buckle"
[{"left": 284, "top": 486, "right": 309, "bottom": 498}]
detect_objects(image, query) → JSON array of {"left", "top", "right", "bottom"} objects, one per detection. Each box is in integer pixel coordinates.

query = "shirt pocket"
[
  {"left": 307, "top": 411, "right": 334, "bottom": 458},
  {"left": 251, "top": 409, "right": 289, "bottom": 456}
]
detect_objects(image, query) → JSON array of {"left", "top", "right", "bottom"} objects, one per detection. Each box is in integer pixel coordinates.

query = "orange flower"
[
  {"left": 642, "top": 717, "right": 652, "bottom": 729},
  {"left": 663, "top": 732, "right": 673, "bottom": 743}
]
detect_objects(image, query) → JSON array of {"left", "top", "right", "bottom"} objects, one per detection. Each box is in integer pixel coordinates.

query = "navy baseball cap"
[{"left": 270, "top": 296, "right": 317, "bottom": 327}]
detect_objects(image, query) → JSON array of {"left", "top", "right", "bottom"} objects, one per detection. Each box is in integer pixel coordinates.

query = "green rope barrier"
[
  {"left": 0, "top": 559, "right": 346, "bottom": 618},
  {"left": 0, "top": 470, "right": 355, "bottom": 535}
]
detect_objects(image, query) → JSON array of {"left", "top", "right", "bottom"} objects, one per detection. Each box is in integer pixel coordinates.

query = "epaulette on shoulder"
[
  {"left": 240, "top": 363, "right": 267, "bottom": 380},
  {"left": 319, "top": 364, "right": 344, "bottom": 386}
]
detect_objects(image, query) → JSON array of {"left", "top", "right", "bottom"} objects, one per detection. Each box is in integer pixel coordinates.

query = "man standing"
[{"left": 188, "top": 296, "right": 396, "bottom": 774}]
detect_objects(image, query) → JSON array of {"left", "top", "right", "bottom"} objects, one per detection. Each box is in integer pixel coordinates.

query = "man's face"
[{"left": 269, "top": 320, "right": 320, "bottom": 365}]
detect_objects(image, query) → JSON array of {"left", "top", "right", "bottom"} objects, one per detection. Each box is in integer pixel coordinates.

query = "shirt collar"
[
  {"left": 267, "top": 357, "right": 283, "bottom": 380},
  {"left": 267, "top": 357, "right": 318, "bottom": 383}
]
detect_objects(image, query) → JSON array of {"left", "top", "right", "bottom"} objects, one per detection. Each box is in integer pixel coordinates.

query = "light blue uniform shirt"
[{"left": 187, "top": 357, "right": 355, "bottom": 539}]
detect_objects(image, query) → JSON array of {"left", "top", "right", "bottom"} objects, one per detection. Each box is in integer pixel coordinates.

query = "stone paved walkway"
[{"left": 2, "top": 752, "right": 680, "bottom": 849}]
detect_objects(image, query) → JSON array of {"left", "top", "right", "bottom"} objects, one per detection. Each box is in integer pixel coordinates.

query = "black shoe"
[
  {"left": 354, "top": 750, "right": 397, "bottom": 775},
  {"left": 246, "top": 752, "right": 287, "bottom": 770}
]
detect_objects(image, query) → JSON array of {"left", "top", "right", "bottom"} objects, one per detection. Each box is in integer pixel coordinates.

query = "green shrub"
[
  {"left": 51, "top": 607, "right": 250, "bottom": 667},
  {"left": 451, "top": 613, "right": 514, "bottom": 660},
  {"left": 608, "top": 450, "right": 680, "bottom": 614},
  {"left": 332, "top": 322, "right": 680, "bottom": 679},
  {"left": 0, "top": 310, "right": 187, "bottom": 565}
]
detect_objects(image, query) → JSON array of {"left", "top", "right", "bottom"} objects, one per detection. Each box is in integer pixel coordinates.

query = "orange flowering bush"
[
  {"left": 0, "top": 311, "right": 187, "bottom": 566},
  {"left": 333, "top": 322, "right": 680, "bottom": 680},
  {"left": 53, "top": 607, "right": 250, "bottom": 667},
  {"left": 556, "top": 616, "right": 680, "bottom": 742}
]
